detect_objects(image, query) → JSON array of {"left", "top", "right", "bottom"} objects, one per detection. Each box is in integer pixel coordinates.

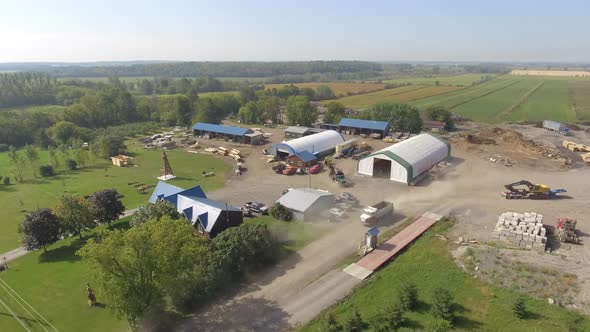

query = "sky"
[{"left": 1, "top": 0, "right": 589, "bottom": 63}]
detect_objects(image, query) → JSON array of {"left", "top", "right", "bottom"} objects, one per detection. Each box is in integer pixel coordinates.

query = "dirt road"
[{"left": 177, "top": 125, "right": 590, "bottom": 331}]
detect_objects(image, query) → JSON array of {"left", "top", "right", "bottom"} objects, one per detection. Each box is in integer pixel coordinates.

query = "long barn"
[
  {"left": 357, "top": 133, "right": 450, "bottom": 185},
  {"left": 270, "top": 130, "right": 345, "bottom": 160}
]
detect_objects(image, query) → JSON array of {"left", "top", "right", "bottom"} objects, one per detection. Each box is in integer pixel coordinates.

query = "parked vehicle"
[
  {"left": 360, "top": 201, "right": 394, "bottom": 225},
  {"left": 245, "top": 202, "right": 269, "bottom": 214},
  {"left": 336, "top": 192, "right": 359, "bottom": 206},
  {"left": 309, "top": 164, "right": 323, "bottom": 174},
  {"left": 543, "top": 120, "right": 569, "bottom": 135},
  {"left": 329, "top": 207, "right": 346, "bottom": 218},
  {"left": 283, "top": 166, "right": 298, "bottom": 175}
]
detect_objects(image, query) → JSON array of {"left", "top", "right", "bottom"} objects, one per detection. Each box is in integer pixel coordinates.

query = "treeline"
[
  {"left": 43, "top": 61, "right": 383, "bottom": 78},
  {"left": 0, "top": 72, "right": 59, "bottom": 108}
]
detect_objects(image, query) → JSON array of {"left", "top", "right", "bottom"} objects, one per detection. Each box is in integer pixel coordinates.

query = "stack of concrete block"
[{"left": 491, "top": 212, "right": 547, "bottom": 251}]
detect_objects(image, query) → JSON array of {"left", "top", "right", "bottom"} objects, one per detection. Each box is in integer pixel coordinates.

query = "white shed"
[
  {"left": 271, "top": 130, "right": 345, "bottom": 159},
  {"left": 357, "top": 133, "right": 450, "bottom": 184}
]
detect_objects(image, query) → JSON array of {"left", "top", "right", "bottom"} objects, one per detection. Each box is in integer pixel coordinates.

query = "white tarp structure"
[
  {"left": 358, "top": 133, "right": 450, "bottom": 184},
  {"left": 271, "top": 130, "right": 345, "bottom": 157}
]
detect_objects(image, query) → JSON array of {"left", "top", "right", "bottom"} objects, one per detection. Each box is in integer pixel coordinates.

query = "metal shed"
[
  {"left": 338, "top": 118, "right": 390, "bottom": 137},
  {"left": 276, "top": 188, "right": 334, "bottom": 221},
  {"left": 192, "top": 122, "right": 253, "bottom": 143}
]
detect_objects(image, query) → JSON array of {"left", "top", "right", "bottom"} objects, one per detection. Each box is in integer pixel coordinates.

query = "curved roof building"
[{"left": 271, "top": 130, "right": 345, "bottom": 158}]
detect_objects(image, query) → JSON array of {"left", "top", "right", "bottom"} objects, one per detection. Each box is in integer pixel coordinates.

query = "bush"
[
  {"left": 270, "top": 202, "right": 293, "bottom": 221},
  {"left": 0, "top": 143, "right": 8, "bottom": 152},
  {"left": 66, "top": 159, "right": 78, "bottom": 171},
  {"left": 513, "top": 297, "right": 526, "bottom": 319},
  {"left": 3, "top": 177, "right": 10, "bottom": 185},
  {"left": 426, "top": 318, "right": 453, "bottom": 332},
  {"left": 399, "top": 282, "right": 418, "bottom": 311},
  {"left": 342, "top": 309, "right": 367, "bottom": 332},
  {"left": 39, "top": 165, "right": 55, "bottom": 177},
  {"left": 431, "top": 287, "right": 454, "bottom": 322}
]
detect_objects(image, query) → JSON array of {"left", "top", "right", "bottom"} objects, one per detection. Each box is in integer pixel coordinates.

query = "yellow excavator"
[{"left": 502, "top": 180, "right": 566, "bottom": 199}]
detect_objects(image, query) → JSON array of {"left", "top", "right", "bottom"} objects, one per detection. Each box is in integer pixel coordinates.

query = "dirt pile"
[{"left": 472, "top": 128, "right": 572, "bottom": 167}]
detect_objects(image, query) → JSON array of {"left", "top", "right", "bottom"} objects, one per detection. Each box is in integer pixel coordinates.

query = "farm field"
[
  {"left": 264, "top": 82, "right": 387, "bottom": 97},
  {"left": 0, "top": 144, "right": 231, "bottom": 253},
  {"left": 505, "top": 79, "right": 575, "bottom": 123},
  {"left": 0, "top": 215, "right": 325, "bottom": 332},
  {"left": 298, "top": 219, "right": 590, "bottom": 332},
  {"left": 197, "top": 91, "right": 239, "bottom": 98},
  {"left": 570, "top": 81, "right": 590, "bottom": 121},
  {"left": 334, "top": 85, "right": 462, "bottom": 109},
  {"left": 384, "top": 73, "right": 491, "bottom": 87}
]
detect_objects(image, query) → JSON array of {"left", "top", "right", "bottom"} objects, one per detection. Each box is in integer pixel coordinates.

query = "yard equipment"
[
  {"left": 502, "top": 180, "right": 566, "bottom": 199},
  {"left": 556, "top": 218, "right": 579, "bottom": 244}
]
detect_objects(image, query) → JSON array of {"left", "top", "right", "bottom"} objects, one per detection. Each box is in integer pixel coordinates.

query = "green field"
[
  {"left": 384, "top": 73, "right": 492, "bottom": 87},
  {"left": 334, "top": 85, "right": 462, "bottom": 109},
  {"left": 299, "top": 219, "right": 590, "bottom": 332},
  {"left": 506, "top": 79, "right": 576, "bottom": 123},
  {"left": 197, "top": 91, "right": 239, "bottom": 98},
  {"left": 570, "top": 81, "right": 590, "bottom": 121},
  {"left": 264, "top": 82, "right": 387, "bottom": 97},
  {"left": 0, "top": 144, "right": 231, "bottom": 253},
  {"left": 0, "top": 215, "right": 325, "bottom": 332}
]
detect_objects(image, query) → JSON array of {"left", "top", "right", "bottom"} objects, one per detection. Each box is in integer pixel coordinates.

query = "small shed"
[
  {"left": 423, "top": 120, "right": 445, "bottom": 131},
  {"left": 110, "top": 155, "right": 133, "bottom": 167},
  {"left": 284, "top": 126, "right": 314, "bottom": 139},
  {"left": 276, "top": 188, "right": 334, "bottom": 221},
  {"left": 365, "top": 227, "right": 379, "bottom": 249},
  {"left": 244, "top": 131, "right": 264, "bottom": 145},
  {"left": 287, "top": 150, "right": 317, "bottom": 167}
]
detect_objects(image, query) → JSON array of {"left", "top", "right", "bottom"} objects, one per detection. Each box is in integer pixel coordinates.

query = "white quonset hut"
[
  {"left": 358, "top": 133, "right": 450, "bottom": 184},
  {"left": 270, "top": 130, "right": 345, "bottom": 159}
]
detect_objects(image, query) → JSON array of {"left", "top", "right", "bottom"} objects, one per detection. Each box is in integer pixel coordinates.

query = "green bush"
[
  {"left": 513, "top": 297, "right": 526, "bottom": 319},
  {"left": 66, "top": 159, "right": 78, "bottom": 171},
  {"left": 270, "top": 202, "right": 293, "bottom": 221},
  {"left": 399, "top": 282, "right": 418, "bottom": 311},
  {"left": 39, "top": 165, "right": 55, "bottom": 177},
  {"left": 431, "top": 287, "right": 455, "bottom": 323}
]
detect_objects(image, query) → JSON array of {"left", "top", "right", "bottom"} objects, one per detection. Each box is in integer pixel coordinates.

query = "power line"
[
  {"left": 0, "top": 294, "right": 31, "bottom": 332},
  {"left": 0, "top": 280, "right": 46, "bottom": 332},
  {"left": 0, "top": 278, "right": 59, "bottom": 332}
]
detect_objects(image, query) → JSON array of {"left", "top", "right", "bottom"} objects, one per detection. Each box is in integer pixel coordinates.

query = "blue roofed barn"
[
  {"left": 192, "top": 122, "right": 262, "bottom": 144},
  {"left": 338, "top": 118, "right": 390, "bottom": 138}
]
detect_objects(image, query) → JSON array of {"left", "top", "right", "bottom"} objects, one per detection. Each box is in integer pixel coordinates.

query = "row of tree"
[
  {"left": 77, "top": 200, "right": 278, "bottom": 329},
  {"left": 21, "top": 190, "right": 125, "bottom": 252},
  {"left": 0, "top": 72, "right": 59, "bottom": 108}
]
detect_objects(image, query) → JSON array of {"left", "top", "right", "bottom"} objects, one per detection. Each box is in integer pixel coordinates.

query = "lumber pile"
[
  {"left": 563, "top": 140, "right": 590, "bottom": 152},
  {"left": 228, "top": 148, "right": 242, "bottom": 161},
  {"left": 492, "top": 212, "right": 547, "bottom": 251}
]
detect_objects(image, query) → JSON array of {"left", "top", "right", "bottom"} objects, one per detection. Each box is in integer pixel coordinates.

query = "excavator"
[{"left": 502, "top": 180, "right": 566, "bottom": 199}]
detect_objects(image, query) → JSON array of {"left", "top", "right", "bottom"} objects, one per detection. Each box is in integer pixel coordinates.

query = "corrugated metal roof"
[
  {"left": 149, "top": 181, "right": 183, "bottom": 204},
  {"left": 192, "top": 122, "right": 252, "bottom": 136},
  {"left": 296, "top": 150, "right": 317, "bottom": 162},
  {"left": 285, "top": 126, "right": 313, "bottom": 134},
  {"left": 277, "top": 188, "right": 333, "bottom": 213},
  {"left": 338, "top": 118, "right": 389, "bottom": 131}
]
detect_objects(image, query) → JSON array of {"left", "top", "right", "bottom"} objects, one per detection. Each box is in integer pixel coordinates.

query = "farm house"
[
  {"left": 357, "top": 133, "right": 450, "bottom": 185},
  {"left": 192, "top": 122, "right": 261, "bottom": 144},
  {"left": 270, "top": 130, "right": 345, "bottom": 160},
  {"left": 149, "top": 181, "right": 243, "bottom": 238},
  {"left": 338, "top": 118, "right": 390, "bottom": 137},
  {"left": 276, "top": 188, "right": 334, "bottom": 221}
]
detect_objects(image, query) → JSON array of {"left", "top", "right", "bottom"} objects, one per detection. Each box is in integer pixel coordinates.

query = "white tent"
[
  {"left": 358, "top": 133, "right": 450, "bottom": 184},
  {"left": 271, "top": 130, "right": 345, "bottom": 157}
]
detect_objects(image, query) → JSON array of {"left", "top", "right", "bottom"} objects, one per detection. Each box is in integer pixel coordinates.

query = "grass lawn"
[
  {"left": 0, "top": 215, "right": 328, "bottom": 332},
  {"left": 507, "top": 80, "right": 576, "bottom": 123},
  {"left": 298, "top": 218, "right": 590, "bottom": 332},
  {"left": 570, "top": 80, "right": 590, "bottom": 121},
  {"left": 0, "top": 219, "right": 132, "bottom": 332},
  {"left": 384, "top": 73, "right": 491, "bottom": 87},
  {"left": 333, "top": 85, "right": 461, "bottom": 109},
  {"left": 264, "top": 82, "right": 387, "bottom": 98},
  {"left": 0, "top": 143, "right": 231, "bottom": 253}
]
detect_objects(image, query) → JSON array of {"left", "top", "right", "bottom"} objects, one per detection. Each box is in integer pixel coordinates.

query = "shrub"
[
  {"left": 0, "top": 143, "right": 8, "bottom": 152},
  {"left": 399, "top": 282, "right": 418, "bottom": 311},
  {"left": 270, "top": 202, "right": 293, "bottom": 221},
  {"left": 426, "top": 318, "right": 453, "bottom": 332},
  {"left": 39, "top": 165, "right": 55, "bottom": 177},
  {"left": 431, "top": 287, "right": 454, "bottom": 322},
  {"left": 342, "top": 309, "right": 367, "bottom": 332},
  {"left": 325, "top": 312, "right": 342, "bottom": 332},
  {"left": 66, "top": 159, "right": 78, "bottom": 171},
  {"left": 513, "top": 297, "right": 526, "bottom": 319},
  {"left": 3, "top": 177, "right": 10, "bottom": 185}
]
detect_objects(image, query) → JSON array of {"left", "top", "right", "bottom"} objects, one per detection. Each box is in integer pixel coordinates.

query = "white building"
[
  {"left": 271, "top": 130, "right": 345, "bottom": 159},
  {"left": 276, "top": 188, "right": 334, "bottom": 221},
  {"left": 357, "top": 133, "right": 450, "bottom": 184}
]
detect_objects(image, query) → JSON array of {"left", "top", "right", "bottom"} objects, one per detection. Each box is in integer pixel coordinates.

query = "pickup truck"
[{"left": 360, "top": 201, "right": 393, "bottom": 225}]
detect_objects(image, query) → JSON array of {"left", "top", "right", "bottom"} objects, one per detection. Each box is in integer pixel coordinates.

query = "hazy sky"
[{"left": 1, "top": 0, "right": 589, "bottom": 62}]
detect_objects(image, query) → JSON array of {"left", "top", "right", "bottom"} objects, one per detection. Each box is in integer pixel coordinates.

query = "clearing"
[
  {"left": 334, "top": 85, "right": 462, "bottom": 109},
  {"left": 0, "top": 143, "right": 230, "bottom": 252},
  {"left": 298, "top": 219, "right": 590, "bottom": 332},
  {"left": 263, "top": 82, "right": 386, "bottom": 97}
]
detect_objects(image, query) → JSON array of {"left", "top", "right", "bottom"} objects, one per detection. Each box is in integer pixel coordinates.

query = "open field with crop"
[
  {"left": 264, "top": 82, "right": 386, "bottom": 97},
  {"left": 298, "top": 219, "right": 590, "bottom": 332},
  {"left": 334, "top": 85, "right": 462, "bottom": 109},
  {"left": 196, "top": 91, "right": 239, "bottom": 98},
  {"left": 570, "top": 81, "right": 590, "bottom": 122},
  {"left": 0, "top": 214, "right": 324, "bottom": 332},
  {"left": 384, "top": 73, "right": 492, "bottom": 87},
  {"left": 505, "top": 79, "right": 575, "bottom": 123},
  {"left": 0, "top": 144, "right": 230, "bottom": 253}
]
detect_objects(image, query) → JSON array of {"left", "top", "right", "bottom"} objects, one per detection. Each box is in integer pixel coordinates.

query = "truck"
[
  {"left": 543, "top": 120, "right": 569, "bottom": 136},
  {"left": 360, "top": 201, "right": 394, "bottom": 225}
]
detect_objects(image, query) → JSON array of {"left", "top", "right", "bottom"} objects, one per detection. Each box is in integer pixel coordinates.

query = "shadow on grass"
[
  {"left": 524, "top": 311, "right": 543, "bottom": 320},
  {"left": 403, "top": 317, "right": 424, "bottom": 330},
  {"left": 414, "top": 299, "right": 431, "bottom": 313},
  {"left": 38, "top": 238, "right": 87, "bottom": 263},
  {"left": 453, "top": 303, "right": 483, "bottom": 330},
  {"left": 0, "top": 311, "right": 52, "bottom": 329},
  {"left": 0, "top": 184, "right": 16, "bottom": 192}
]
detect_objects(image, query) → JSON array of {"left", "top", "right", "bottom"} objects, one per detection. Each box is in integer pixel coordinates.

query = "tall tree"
[
  {"left": 7, "top": 146, "right": 27, "bottom": 183},
  {"left": 425, "top": 107, "right": 454, "bottom": 131},
  {"left": 21, "top": 208, "right": 60, "bottom": 253},
  {"left": 54, "top": 193, "right": 95, "bottom": 239},
  {"left": 286, "top": 95, "right": 318, "bottom": 126},
  {"left": 431, "top": 287, "right": 455, "bottom": 323},
  {"left": 77, "top": 217, "right": 209, "bottom": 328},
  {"left": 23, "top": 144, "right": 40, "bottom": 177},
  {"left": 316, "top": 85, "right": 336, "bottom": 100},
  {"left": 88, "top": 189, "right": 125, "bottom": 226},
  {"left": 323, "top": 102, "right": 346, "bottom": 124},
  {"left": 46, "top": 121, "right": 85, "bottom": 145},
  {"left": 131, "top": 200, "right": 180, "bottom": 226}
]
